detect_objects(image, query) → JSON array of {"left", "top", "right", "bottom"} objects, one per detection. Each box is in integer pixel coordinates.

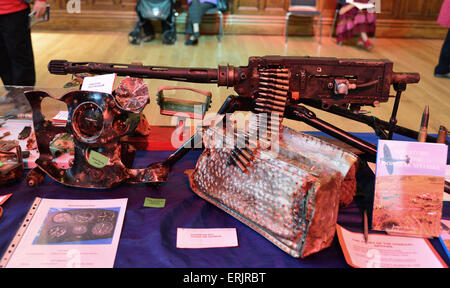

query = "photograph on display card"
[
  {"left": 33, "top": 207, "right": 120, "bottom": 245},
  {"left": 0, "top": 198, "right": 127, "bottom": 268},
  {"left": 372, "top": 140, "right": 447, "bottom": 237}
]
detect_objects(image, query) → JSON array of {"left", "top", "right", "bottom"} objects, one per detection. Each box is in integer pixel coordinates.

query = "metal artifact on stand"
[
  {"left": 0, "top": 141, "right": 24, "bottom": 186},
  {"left": 24, "top": 77, "right": 169, "bottom": 188}
]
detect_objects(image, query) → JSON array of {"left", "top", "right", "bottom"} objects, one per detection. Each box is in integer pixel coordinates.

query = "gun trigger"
[
  {"left": 355, "top": 110, "right": 370, "bottom": 115},
  {"left": 296, "top": 106, "right": 316, "bottom": 119}
]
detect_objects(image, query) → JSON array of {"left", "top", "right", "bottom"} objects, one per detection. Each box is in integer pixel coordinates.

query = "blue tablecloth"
[{"left": 0, "top": 133, "right": 448, "bottom": 268}]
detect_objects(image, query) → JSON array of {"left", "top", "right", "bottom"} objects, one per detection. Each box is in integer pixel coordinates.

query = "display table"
[{"left": 0, "top": 133, "right": 448, "bottom": 268}]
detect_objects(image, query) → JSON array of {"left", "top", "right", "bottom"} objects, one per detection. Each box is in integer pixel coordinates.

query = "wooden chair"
[
  {"left": 285, "top": 0, "right": 323, "bottom": 44},
  {"left": 204, "top": 7, "right": 224, "bottom": 42}
]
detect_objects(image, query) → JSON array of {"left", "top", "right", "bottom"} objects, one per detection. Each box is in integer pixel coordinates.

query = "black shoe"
[
  {"left": 143, "top": 34, "right": 155, "bottom": 42},
  {"left": 184, "top": 36, "right": 198, "bottom": 46},
  {"left": 128, "top": 30, "right": 142, "bottom": 45},
  {"left": 162, "top": 30, "right": 176, "bottom": 45},
  {"left": 434, "top": 72, "right": 450, "bottom": 79},
  {"left": 162, "top": 37, "right": 176, "bottom": 45}
]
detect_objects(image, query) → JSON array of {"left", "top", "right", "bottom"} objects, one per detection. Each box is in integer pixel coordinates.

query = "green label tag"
[
  {"left": 87, "top": 150, "right": 109, "bottom": 168},
  {"left": 143, "top": 197, "right": 166, "bottom": 208},
  {"left": 0, "top": 161, "right": 4, "bottom": 168}
]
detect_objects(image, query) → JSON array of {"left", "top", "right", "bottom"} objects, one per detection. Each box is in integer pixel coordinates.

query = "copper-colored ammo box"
[{"left": 186, "top": 125, "right": 358, "bottom": 258}]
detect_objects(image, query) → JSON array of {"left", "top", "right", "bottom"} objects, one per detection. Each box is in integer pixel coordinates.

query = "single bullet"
[
  {"left": 436, "top": 125, "right": 448, "bottom": 143},
  {"left": 260, "top": 72, "right": 289, "bottom": 78},
  {"left": 230, "top": 153, "right": 247, "bottom": 173},
  {"left": 232, "top": 149, "right": 251, "bottom": 166},
  {"left": 237, "top": 147, "right": 253, "bottom": 161},
  {"left": 259, "top": 68, "right": 289, "bottom": 73},
  {"left": 254, "top": 107, "right": 284, "bottom": 116},
  {"left": 256, "top": 97, "right": 286, "bottom": 107},
  {"left": 255, "top": 102, "right": 285, "bottom": 112},
  {"left": 363, "top": 209, "right": 369, "bottom": 244},
  {"left": 417, "top": 105, "right": 429, "bottom": 142},
  {"left": 258, "top": 87, "right": 288, "bottom": 96},
  {"left": 260, "top": 76, "right": 289, "bottom": 85},
  {"left": 258, "top": 92, "right": 287, "bottom": 102},
  {"left": 259, "top": 82, "right": 289, "bottom": 90},
  {"left": 242, "top": 147, "right": 255, "bottom": 157}
]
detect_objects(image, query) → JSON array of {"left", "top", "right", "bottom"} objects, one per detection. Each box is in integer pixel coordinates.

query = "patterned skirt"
[{"left": 336, "top": 7, "right": 376, "bottom": 43}]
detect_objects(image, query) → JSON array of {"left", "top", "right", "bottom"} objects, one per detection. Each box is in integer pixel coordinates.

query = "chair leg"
[
  {"left": 330, "top": 9, "right": 338, "bottom": 38},
  {"left": 285, "top": 13, "right": 291, "bottom": 43},
  {"left": 319, "top": 15, "right": 323, "bottom": 45},
  {"left": 218, "top": 12, "right": 223, "bottom": 42}
]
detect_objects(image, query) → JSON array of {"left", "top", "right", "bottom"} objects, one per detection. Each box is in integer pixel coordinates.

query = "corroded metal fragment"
[
  {"left": 24, "top": 78, "right": 169, "bottom": 189},
  {"left": 186, "top": 126, "right": 357, "bottom": 258},
  {"left": 0, "top": 141, "right": 24, "bottom": 186}
]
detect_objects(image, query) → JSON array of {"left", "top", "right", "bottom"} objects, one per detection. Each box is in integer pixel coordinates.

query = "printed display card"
[
  {"left": 81, "top": 73, "right": 116, "bottom": 94},
  {"left": 143, "top": 197, "right": 166, "bottom": 208},
  {"left": 372, "top": 140, "right": 447, "bottom": 237},
  {"left": 176, "top": 228, "right": 238, "bottom": 249},
  {"left": 336, "top": 225, "right": 447, "bottom": 268},
  {"left": 0, "top": 198, "right": 127, "bottom": 268}
]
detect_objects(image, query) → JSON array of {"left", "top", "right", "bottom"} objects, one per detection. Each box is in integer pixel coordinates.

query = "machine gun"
[{"left": 48, "top": 56, "right": 438, "bottom": 163}]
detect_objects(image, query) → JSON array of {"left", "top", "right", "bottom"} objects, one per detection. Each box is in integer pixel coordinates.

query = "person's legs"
[
  {"left": 186, "top": 0, "right": 200, "bottom": 37},
  {"left": 0, "top": 30, "right": 13, "bottom": 86},
  {"left": 0, "top": 8, "right": 35, "bottom": 86},
  {"left": 358, "top": 31, "right": 373, "bottom": 50},
  {"left": 141, "top": 13, "right": 155, "bottom": 42},
  {"left": 435, "top": 29, "right": 450, "bottom": 77},
  {"left": 185, "top": 0, "right": 216, "bottom": 45},
  {"left": 161, "top": 9, "right": 176, "bottom": 45}
]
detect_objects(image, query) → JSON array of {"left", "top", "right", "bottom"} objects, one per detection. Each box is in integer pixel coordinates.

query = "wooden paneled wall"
[{"left": 35, "top": 0, "right": 448, "bottom": 38}]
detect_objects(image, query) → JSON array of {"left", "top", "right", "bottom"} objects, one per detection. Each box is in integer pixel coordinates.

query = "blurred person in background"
[
  {"left": 0, "top": 0, "right": 47, "bottom": 87},
  {"left": 131, "top": 0, "right": 177, "bottom": 45},
  {"left": 435, "top": 0, "right": 450, "bottom": 78},
  {"left": 335, "top": 0, "right": 376, "bottom": 50},
  {"left": 185, "top": 0, "right": 217, "bottom": 45}
]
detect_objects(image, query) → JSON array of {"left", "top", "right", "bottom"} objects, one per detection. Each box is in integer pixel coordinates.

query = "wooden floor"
[{"left": 21, "top": 31, "right": 450, "bottom": 134}]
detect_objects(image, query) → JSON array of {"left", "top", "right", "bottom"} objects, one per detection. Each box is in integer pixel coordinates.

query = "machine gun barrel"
[{"left": 48, "top": 60, "right": 222, "bottom": 84}]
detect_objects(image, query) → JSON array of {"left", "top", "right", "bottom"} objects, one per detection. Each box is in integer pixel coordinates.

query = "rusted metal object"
[
  {"left": 26, "top": 167, "right": 46, "bottom": 187},
  {"left": 157, "top": 86, "right": 212, "bottom": 119},
  {"left": 24, "top": 77, "right": 170, "bottom": 189},
  {"left": 186, "top": 125, "right": 358, "bottom": 258},
  {"left": 0, "top": 140, "right": 24, "bottom": 186}
]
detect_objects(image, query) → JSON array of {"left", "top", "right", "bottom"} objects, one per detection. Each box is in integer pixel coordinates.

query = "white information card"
[
  {"left": 336, "top": 224, "right": 447, "bottom": 268},
  {"left": 176, "top": 228, "right": 238, "bottom": 249},
  {"left": 81, "top": 73, "right": 116, "bottom": 94}
]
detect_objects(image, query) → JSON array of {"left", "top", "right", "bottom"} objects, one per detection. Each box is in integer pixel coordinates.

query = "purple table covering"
[{"left": 0, "top": 133, "right": 448, "bottom": 268}]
